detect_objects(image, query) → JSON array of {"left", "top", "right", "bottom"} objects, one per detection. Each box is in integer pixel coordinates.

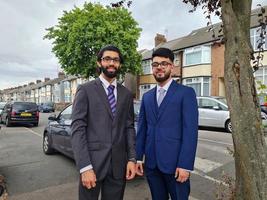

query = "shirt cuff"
[
  {"left": 80, "top": 165, "right": 93, "bottom": 174},
  {"left": 180, "top": 168, "right": 192, "bottom": 172},
  {"left": 137, "top": 160, "right": 143, "bottom": 163}
]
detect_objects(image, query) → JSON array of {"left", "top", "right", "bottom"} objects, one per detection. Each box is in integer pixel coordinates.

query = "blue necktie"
[{"left": 107, "top": 85, "right": 116, "bottom": 116}]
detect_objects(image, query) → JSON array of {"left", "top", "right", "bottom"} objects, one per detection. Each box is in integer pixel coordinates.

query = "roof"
[{"left": 143, "top": 5, "right": 267, "bottom": 60}]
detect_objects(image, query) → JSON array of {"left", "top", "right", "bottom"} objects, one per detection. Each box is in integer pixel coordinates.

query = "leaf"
[{"left": 44, "top": 2, "right": 142, "bottom": 78}]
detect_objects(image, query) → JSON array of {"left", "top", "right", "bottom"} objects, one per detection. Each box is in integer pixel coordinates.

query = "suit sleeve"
[
  {"left": 177, "top": 88, "right": 198, "bottom": 170},
  {"left": 125, "top": 93, "right": 136, "bottom": 160},
  {"left": 136, "top": 97, "right": 147, "bottom": 161},
  {"left": 71, "top": 85, "right": 92, "bottom": 171}
]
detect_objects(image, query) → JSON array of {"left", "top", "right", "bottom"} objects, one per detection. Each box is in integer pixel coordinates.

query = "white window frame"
[
  {"left": 182, "top": 77, "right": 211, "bottom": 96},
  {"left": 183, "top": 45, "right": 211, "bottom": 66},
  {"left": 250, "top": 27, "right": 267, "bottom": 51},
  {"left": 254, "top": 66, "right": 267, "bottom": 93},
  {"left": 142, "top": 60, "right": 152, "bottom": 75}
]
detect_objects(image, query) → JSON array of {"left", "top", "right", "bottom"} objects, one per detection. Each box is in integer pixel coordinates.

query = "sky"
[{"left": 0, "top": 0, "right": 266, "bottom": 90}]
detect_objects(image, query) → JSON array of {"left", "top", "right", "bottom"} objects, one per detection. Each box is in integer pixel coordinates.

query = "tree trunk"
[{"left": 221, "top": 0, "right": 267, "bottom": 199}]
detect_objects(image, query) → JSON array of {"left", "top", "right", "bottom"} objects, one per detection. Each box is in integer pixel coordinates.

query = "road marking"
[
  {"left": 189, "top": 197, "right": 200, "bottom": 200},
  {"left": 194, "top": 157, "right": 223, "bottom": 173},
  {"left": 192, "top": 170, "right": 229, "bottom": 187},
  {"left": 198, "top": 142, "right": 231, "bottom": 155},
  {"left": 24, "top": 128, "right": 42, "bottom": 137},
  {"left": 199, "top": 138, "right": 233, "bottom": 146}
]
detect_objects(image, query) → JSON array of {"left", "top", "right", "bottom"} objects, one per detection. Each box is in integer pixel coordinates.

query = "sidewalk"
[{"left": 8, "top": 178, "right": 198, "bottom": 200}]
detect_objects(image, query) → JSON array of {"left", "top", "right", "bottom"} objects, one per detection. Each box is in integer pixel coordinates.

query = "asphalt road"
[{"left": 0, "top": 112, "right": 235, "bottom": 200}]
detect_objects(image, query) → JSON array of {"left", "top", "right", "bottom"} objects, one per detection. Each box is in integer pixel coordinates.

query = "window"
[
  {"left": 60, "top": 105, "right": 72, "bottom": 120},
  {"left": 139, "top": 84, "right": 156, "bottom": 100},
  {"left": 198, "top": 98, "right": 219, "bottom": 109},
  {"left": 173, "top": 53, "right": 180, "bottom": 66},
  {"left": 142, "top": 60, "right": 152, "bottom": 75},
  {"left": 254, "top": 66, "right": 267, "bottom": 93},
  {"left": 250, "top": 27, "right": 267, "bottom": 51},
  {"left": 184, "top": 45, "right": 211, "bottom": 66},
  {"left": 183, "top": 77, "right": 211, "bottom": 96}
]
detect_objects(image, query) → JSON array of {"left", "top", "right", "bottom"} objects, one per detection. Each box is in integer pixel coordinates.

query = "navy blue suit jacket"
[{"left": 136, "top": 81, "right": 198, "bottom": 173}]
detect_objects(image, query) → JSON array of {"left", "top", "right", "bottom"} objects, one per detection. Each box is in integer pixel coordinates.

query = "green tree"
[
  {"left": 185, "top": 1, "right": 267, "bottom": 199},
  {"left": 44, "top": 2, "right": 142, "bottom": 78}
]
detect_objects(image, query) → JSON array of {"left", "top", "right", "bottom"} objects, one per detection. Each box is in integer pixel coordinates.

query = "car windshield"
[
  {"left": 13, "top": 102, "right": 38, "bottom": 112},
  {"left": 216, "top": 97, "right": 227, "bottom": 105}
]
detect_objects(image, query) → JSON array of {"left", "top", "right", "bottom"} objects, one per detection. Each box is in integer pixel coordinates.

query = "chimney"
[
  {"left": 58, "top": 72, "right": 65, "bottom": 79},
  {"left": 36, "top": 80, "right": 42, "bottom": 84},
  {"left": 44, "top": 77, "right": 50, "bottom": 82},
  {"left": 154, "top": 33, "right": 167, "bottom": 47}
]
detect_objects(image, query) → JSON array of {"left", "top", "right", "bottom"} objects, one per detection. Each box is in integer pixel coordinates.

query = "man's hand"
[
  {"left": 135, "top": 162, "right": 144, "bottom": 176},
  {"left": 81, "top": 169, "right": 97, "bottom": 189},
  {"left": 175, "top": 168, "right": 190, "bottom": 183},
  {"left": 126, "top": 161, "right": 136, "bottom": 180}
]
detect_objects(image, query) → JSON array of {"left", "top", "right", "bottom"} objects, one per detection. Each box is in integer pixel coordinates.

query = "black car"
[
  {"left": 0, "top": 101, "right": 39, "bottom": 127},
  {"left": 43, "top": 104, "right": 73, "bottom": 158},
  {"left": 43, "top": 101, "right": 140, "bottom": 158}
]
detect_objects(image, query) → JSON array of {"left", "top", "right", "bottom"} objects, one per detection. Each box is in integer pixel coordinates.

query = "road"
[{"left": 0, "top": 112, "right": 235, "bottom": 200}]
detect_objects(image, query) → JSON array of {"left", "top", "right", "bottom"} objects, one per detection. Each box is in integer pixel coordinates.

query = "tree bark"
[{"left": 221, "top": 0, "right": 267, "bottom": 199}]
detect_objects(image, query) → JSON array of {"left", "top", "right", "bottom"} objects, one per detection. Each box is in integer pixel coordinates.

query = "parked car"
[
  {"left": 38, "top": 102, "right": 55, "bottom": 113},
  {"left": 43, "top": 104, "right": 73, "bottom": 157},
  {"left": 0, "top": 101, "right": 39, "bottom": 127},
  {"left": 43, "top": 101, "right": 140, "bottom": 157},
  {"left": 197, "top": 96, "right": 267, "bottom": 133},
  {"left": 0, "top": 102, "right": 7, "bottom": 123}
]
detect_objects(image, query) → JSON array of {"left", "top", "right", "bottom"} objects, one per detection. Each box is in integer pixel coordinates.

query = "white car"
[{"left": 197, "top": 96, "right": 267, "bottom": 133}]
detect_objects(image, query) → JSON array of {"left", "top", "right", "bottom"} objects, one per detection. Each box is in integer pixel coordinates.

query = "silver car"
[{"left": 197, "top": 96, "right": 267, "bottom": 133}]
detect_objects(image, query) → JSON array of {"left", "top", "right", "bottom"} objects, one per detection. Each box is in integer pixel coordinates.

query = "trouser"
[{"left": 146, "top": 166, "right": 190, "bottom": 200}]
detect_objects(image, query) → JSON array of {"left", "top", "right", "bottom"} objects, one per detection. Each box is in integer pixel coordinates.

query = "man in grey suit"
[{"left": 71, "top": 45, "right": 136, "bottom": 200}]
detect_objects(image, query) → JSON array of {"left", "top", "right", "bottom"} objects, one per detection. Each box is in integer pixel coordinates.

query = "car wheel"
[
  {"left": 225, "top": 120, "right": 232, "bottom": 133},
  {"left": 5, "top": 117, "right": 11, "bottom": 127},
  {"left": 43, "top": 133, "right": 54, "bottom": 154}
]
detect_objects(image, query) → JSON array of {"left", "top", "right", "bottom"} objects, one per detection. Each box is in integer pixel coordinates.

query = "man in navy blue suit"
[{"left": 136, "top": 47, "right": 198, "bottom": 200}]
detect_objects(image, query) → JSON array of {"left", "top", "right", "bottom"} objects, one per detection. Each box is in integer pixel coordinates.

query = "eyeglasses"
[
  {"left": 151, "top": 61, "right": 172, "bottom": 68},
  {"left": 101, "top": 56, "right": 120, "bottom": 64}
]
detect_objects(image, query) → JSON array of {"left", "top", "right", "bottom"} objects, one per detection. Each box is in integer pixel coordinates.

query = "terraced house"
[{"left": 137, "top": 6, "right": 267, "bottom": 100}]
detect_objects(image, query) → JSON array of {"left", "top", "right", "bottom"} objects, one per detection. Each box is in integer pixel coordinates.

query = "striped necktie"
[{"left": 107, "top": 85, "right": 116, "bottom": 116}]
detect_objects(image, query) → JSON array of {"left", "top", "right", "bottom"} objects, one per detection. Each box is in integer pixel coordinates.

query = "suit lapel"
[
  {"left": 150, "top": 87, "right": 158, "bottom": 119},
  {"left": 94, "top": 78, "right": 113, "bottom": 118},
  {"left": 158, "top": 81, "right": 177, "bottom": 119}
]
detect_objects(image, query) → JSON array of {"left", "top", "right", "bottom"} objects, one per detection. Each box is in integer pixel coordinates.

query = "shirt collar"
[
  {"left": 99, "top": 74, "right": 117, "bottom": 89},
  {"left": 157, "top": 78, "right": 173, "bottom": 93}
]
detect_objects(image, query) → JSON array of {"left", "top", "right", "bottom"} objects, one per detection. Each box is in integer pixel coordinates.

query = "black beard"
[
  {"left": 153, "top": 72, "right": 171, "bottom": 83},
  {"left": 100, "top": 66, "right": 119, "bottom": 79}
]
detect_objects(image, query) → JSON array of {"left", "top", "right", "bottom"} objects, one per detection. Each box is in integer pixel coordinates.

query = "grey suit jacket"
[{"left": 71, "top": 78, "right": 136, "bottom": 180}]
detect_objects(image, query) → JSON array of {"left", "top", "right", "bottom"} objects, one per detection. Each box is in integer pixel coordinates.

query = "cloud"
[{"left": 0, "top": 0, "right": 266, "bottom": 90}]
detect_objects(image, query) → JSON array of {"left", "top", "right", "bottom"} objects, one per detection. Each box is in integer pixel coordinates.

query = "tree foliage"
[{"left": 44, "top": 2, "right": 142, "bottom": 78}]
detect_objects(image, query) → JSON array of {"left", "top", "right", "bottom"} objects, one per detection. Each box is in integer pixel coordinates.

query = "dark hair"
[
  {"left": 152, "top": 47, "right": 174, "bottom": 62},
  {"left": 97, "top": 45, "right": 124, "bottom": 64}
]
